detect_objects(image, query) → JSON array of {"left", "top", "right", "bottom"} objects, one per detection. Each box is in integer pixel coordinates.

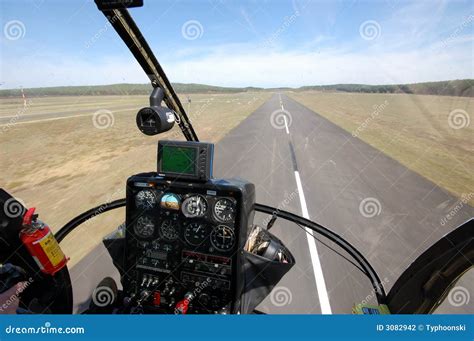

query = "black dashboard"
[{"left": 124, "top": 173, "right": 255, "bottom": 314}]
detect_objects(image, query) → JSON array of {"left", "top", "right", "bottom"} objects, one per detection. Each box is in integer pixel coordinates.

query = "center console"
[{"left": 123, "top": 141, "right": 255, "bottom": 313}]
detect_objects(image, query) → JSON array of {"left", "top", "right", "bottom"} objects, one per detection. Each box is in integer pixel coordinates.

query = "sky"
[{"left": 0, "top": 0, "right": 473, "bottom": 89}]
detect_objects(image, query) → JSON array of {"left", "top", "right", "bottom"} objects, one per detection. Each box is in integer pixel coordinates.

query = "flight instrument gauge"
[
  {"left": 184, "top": 223, "right": 208, "bottom": 246},
  {"left": 160, "top": 219, "right": 179, "bottom": 241},
  {"left": 135, "top": 190, "right": 157, "bottom": 210},
  {"left": 213, "top": 198, "right": 236, "bottom": 222},
  {"left": 134, "top": 215, "right": 155, "bottom": 239},
  {"left": 160, "top": 193, "right": 180, "bottom": 210},
  {"left": 210, "top": 225, "right": 235, "bottom": 252},
  {"left": 182, "top": 195, "right": 208, "bottom": 218}
]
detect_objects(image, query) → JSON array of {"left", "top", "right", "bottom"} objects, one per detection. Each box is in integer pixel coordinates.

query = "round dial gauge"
[
  {"left": 210, "top": 225, "right": 235, "bottom": 252},
  {"left": 134, "top": 215, "right": 155, "bottom": 239},
  {"left": 213, "top": 198, "right": 236, "bottom": 222},
  {"left": 184, "top": 223, "right": 208, "bottom": 246},
  {"left": 160, "top": 193, "right": 180, "bottom": 210},
  {"left": 182, "top": 195, "right": 208, "bottom": 218},
  {"left": 135, "top": 190, "right": 157, "bottom": 210},
  {"left": 159, "top": 219, "right": 179, "bottom": 241}
]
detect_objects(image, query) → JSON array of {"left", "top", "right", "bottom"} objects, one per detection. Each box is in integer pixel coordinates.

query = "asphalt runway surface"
[{"left": 69, "top": 93, "right": 473, "bottom": 314}]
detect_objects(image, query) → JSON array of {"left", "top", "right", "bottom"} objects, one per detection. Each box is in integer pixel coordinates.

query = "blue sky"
[{"left": 1, "top": 0, "right": 473, "bottom": 88}]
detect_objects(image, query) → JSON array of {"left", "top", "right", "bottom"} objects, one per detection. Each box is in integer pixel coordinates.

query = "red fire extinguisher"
[{"left": 20, "top": 207, "right": 68, "bottom": 275}]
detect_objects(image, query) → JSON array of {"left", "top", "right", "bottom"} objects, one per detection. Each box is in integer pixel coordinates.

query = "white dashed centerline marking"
[
  {"left": 279, "top": 93, "right": 332, "bottom": 314},
  {"left": 294, "top": 170, "right": 332, "bottom": 314},
  {"left": 279, "top": 95, "right": 289, "bottom": 134},
  {"left": 282, "top": 106, "right": 290, "bottom": 135}
]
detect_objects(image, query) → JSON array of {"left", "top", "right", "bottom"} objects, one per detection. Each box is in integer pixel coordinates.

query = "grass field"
[
  {"left": 0, "top": 92, "right": 270, "bottom": 265},
  {"left": 1, "top": 90, "right": 472, "bottom": 266},
  {"left": 287, "top": 91, "right": 473, "bottom": 205}
]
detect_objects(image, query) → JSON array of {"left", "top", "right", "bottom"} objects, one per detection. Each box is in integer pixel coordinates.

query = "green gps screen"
[{"left": 161, "top": 145, "right": 197, "bottom": 175}]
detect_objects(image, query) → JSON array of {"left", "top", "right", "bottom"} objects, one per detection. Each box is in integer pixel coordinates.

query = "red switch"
[{"left": 153, "top": 291, "right": 161, "bottom": 306}]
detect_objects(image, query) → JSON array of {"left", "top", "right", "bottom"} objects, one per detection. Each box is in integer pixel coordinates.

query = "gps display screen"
[{"left": 161, "top": 145, "right": 197, "bottom": 176}]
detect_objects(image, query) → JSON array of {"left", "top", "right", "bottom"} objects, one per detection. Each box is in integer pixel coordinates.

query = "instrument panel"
[
  {"left": 133, "top": 189, "right": 237, "bottom": 248},
  {"left": 124, "top": 174, "right": 254, "bottom": 314}
]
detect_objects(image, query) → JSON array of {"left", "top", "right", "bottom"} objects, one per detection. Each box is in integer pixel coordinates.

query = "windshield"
[{"left": 0, "top": 0, "right": 472, "bottom": 315}]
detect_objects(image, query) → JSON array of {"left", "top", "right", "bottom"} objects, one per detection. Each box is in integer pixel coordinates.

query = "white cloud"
[
  {"left": 1, "top": 0, "right": 472, "bottom": 89},
  {"left": 1, "top": 39, "right": 472, "bottom": 89},
  {"left": 163, "top": 45, "right": 471, "bottom": 87},
  {"left": 0, "top": 55, "right": 147, "bottom": 89}
]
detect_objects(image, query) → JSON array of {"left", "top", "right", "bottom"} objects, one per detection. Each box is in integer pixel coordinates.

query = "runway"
[{"left": 69, "top": 93, "right": 473, "bottom": 314}]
